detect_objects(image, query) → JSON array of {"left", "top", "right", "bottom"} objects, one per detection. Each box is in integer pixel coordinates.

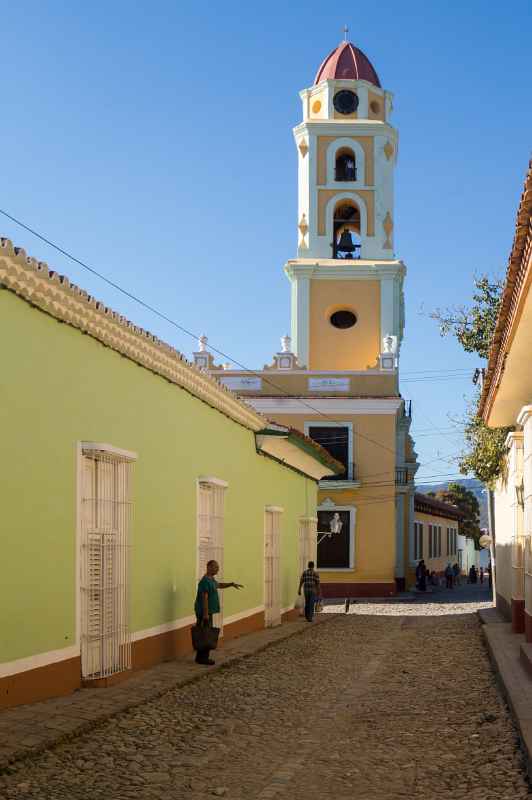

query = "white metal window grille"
[
  {"left": 197, "top": 479, "right": 226, "bottom": 631},
  {"left": 299, "top": 517, "right": 318, "bottom": 575},
  {"left": 80, "top": 447, "right": 134, "bottom": 680},
  {"left": 265, "top": 509, "right": 282, "bottom": 628}
]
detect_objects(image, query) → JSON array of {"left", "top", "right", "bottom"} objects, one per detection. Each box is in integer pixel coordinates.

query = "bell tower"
[{"left": 286, "top": 38, "right": 405, "bottom": 371}]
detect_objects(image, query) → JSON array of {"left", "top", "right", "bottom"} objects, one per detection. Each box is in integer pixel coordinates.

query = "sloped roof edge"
[
  {"left": 479, "top": 160, "right": 532, "bottom": 421},
  {"left": 0, "top": 237, "right": 266, "bottom": 433}
]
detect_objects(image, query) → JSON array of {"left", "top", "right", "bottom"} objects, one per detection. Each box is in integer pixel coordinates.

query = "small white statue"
[
  {"left": 281, "top": 334, "right": 291, "bottom": 353},
  {"left": 382, "top": 334, "right": 397, "bottom": 354},
  {"left": 329, "top": 512, "right": 343, "bottom": 536},
  {"left": 198, "top": 334, "right": 208, "bottom": 353}
]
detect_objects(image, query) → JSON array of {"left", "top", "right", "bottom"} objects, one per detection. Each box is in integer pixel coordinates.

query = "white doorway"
[
  {"left": 265, "top": 507, "right": 282, "bottom": 627},
  {"left": 79, "top": 444, "right": 135, "bottom": 680},
  {"left": 197, "top": 477, "right": 227, "bottom": 631}
]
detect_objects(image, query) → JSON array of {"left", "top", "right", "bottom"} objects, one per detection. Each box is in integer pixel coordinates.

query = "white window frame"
[
  {"left": 304, "top": 421, "right": 354, "bottom": 481},
  {"left": 264, "top": 506, "right": 283, "bottom": 628},
  {"left": 78, "top": 442, "right": 137, "bottom": 681},
  {"left": 316, "top": 501, "right": 356, "bottom": 571},
  {"left": 196, "top": 476, "right": 228, "bottom": 631}
]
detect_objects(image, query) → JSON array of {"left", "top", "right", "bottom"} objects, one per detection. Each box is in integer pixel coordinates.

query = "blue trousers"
[{"left": 304, "top": 591, "right": 316, "bottom": 621}]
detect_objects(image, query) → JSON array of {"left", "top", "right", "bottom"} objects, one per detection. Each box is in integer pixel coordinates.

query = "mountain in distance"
[{"left": 418, "top": 477, "right": 488, "bottom": 529}]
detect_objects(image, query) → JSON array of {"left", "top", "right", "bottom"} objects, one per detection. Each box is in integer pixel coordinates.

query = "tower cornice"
[
  {"left": 284, "top": 259, "right": 406, "bottom": 282},
  {"left": 293, "top": 120, "right": 397, "bottom": 141}
]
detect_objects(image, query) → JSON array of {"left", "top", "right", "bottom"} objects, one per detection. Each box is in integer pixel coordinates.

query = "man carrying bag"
[{"left": 193, "top": 559, "right": 243, "bottom": 666}]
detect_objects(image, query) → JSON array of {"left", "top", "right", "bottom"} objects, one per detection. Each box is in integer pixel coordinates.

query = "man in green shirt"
[{"left": 194, "top": 559, "right": 243, "bottom": 665}]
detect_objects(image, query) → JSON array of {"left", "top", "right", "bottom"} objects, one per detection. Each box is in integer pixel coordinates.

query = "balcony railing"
[
  {"left": 322, "top": 462, "right": 357, "bottom": 482},
  {"left": 395, "top": 467, "right": 410, "bottom": 486}
]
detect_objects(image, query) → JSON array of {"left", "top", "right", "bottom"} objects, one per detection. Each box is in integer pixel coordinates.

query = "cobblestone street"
[{"left": 1, "top": 585, "right": 529, "bottom": 800}]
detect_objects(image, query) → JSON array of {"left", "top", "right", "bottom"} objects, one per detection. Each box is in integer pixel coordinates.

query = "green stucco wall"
[{"left": 0, "top": 289, "right": 317, "bottom": 664}]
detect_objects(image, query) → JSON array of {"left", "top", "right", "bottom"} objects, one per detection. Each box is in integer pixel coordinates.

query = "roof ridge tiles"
[{"left": 0, "top": 236, "right": 266, "bottom": 433}]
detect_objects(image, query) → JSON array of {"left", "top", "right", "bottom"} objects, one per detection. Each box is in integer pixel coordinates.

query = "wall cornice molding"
[
  {"left": 284, "top": 259, "right": 406, "bottom": 282},
  {"left": 0, "top": 239, "right": 265, "bottom": 433}
]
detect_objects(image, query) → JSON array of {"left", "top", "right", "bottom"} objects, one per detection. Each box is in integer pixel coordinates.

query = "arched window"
[
  {"left": 332, "top": 201, "right": 361, "bottom": 259},
  {"left": 335, "top": 148, "right": 357, "bottom": 182}
]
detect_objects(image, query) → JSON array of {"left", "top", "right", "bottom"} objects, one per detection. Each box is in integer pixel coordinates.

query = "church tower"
[
  {"left": 287, "top": 38, "right": 405, "bottom": 372},
  {"left": 198, "top": 38, "right": 418, "bottom": 598}
]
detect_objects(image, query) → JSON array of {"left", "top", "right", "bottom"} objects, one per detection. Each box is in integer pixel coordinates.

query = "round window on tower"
[
  {"left": 330, "top": 309, "right": 357, "bottom": 329},
  {"left": 370, "top": 100, "right": 380, "bottom": 115},
  {"left": 312, "top": 99, "right": 322, "bottom": 114},
  {"left": 333, "top": 90, "right": 359, "bottom": 115}
]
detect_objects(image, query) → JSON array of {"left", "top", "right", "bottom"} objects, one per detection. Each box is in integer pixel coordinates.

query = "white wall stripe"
[{"left": 0, "top": 645, "right": 80, "bottom": 679}]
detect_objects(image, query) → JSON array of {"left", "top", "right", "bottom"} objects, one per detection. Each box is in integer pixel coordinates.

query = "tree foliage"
[
  {"left": 430, "top": 276, "right": 504, "bottom": 359},
  {"left": 458, "top": 402, "right": 512, "bottom": 486},
  {"left": 431, "top": 275, "right": 510, "bottom": 485},
  {"left": 433, "top": 482, "right": 481, "bottom": 543}
]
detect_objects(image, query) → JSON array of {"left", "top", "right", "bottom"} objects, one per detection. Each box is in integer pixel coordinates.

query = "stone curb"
[
  {"left": 478, "top": 615, "right": 532, "bottom": 779},
  {"left": 0, "top": 613, "right": 338, "bottom": 774}
]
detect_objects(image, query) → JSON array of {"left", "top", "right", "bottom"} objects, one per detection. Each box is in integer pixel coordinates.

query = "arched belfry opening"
[
  {"left": 335, "top": 148, "right": 357, "bottom": 182},
  {"left": 332, "top": 200, "right": 361, "bottom": 259}
]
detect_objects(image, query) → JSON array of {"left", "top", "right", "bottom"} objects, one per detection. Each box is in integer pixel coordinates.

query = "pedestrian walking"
[
  {"left": 452, "top": 562, "right": 461, "bottom": 586},
  {"left": 415, "top": 559, "right": 427, "bottom": 591},
  {"left": 298, "top": 561, "right": 321, "bottom": 621},
  {"left": 487, "top": 561, "right": 493, "bottom": 589},
  {"left": 469, "top": 565, "right": 477, "bottom": 584},
  {"left": 444, "top": 562, "right": 454, "bottom": 589},
  {"left": 480, "top": 566, "right": 485, "bottom": 584},
  {"left": 194, "top": 560, "right": 243, "bottom": 666}
]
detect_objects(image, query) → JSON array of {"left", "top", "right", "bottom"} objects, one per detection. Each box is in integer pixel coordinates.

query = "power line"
[
  {"left": 0, "top": 207, "right": 401, "bottom": 458},
  {"left": 0, "top": 208, "right": 471, "bottom": 472}
]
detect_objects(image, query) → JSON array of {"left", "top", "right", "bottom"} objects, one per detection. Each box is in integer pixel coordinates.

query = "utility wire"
[
  {"left": 0, "top": 208, "right": 471, "bottom": 471},
  {"left": 0, "top": 208, "right": 401, "bottom": 458}
]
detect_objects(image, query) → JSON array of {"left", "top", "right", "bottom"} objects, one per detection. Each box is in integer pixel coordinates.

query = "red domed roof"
[{"left": 314, "top": 41, "right": 381, "bottom": 87}]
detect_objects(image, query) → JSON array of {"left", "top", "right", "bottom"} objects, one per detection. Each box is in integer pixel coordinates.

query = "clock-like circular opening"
[
  {"left": 333, "top": 90, "right": 359, "bottom": 115},
  {"left": 312, "top": 100, "right": 322, "bottom": 114},
  {"left": 330, "top": 310, "right": 357, "bottom": 329},
  {"left": 370, "top": 100, "right": 380, "bottom": 114}
]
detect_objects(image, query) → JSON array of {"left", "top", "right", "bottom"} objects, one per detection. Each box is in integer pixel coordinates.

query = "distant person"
[
  {"left": 298, "top": 561, "right": 321, "bottom": 622},
  {"left": 469, "top": 565, "right": 477, "bottom": 584},
  {"left": 194, "top": 560, "right": 243, "bottom": 666},
  {"left": 415, "top": 559, "right": 427, "bottom": 591},
  {"left": 480, "top": 567, "right": 485, "bottom": 584},
  {"left": 445, "top": 563, "right": 454, "bottom": 589},
  {"left": 430, "top": 571, "right": 439, "bottom": 587},
  {"left": 486, "top": 561, "right": 493, "bottom": 589},
  {"left": 453, "top": 562, "right": 461, "bottom": 586}
]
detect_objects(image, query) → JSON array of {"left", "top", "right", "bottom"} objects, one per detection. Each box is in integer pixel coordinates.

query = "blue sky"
[{"left": 1, "top": 1, "right": 531, "bottom": 481}]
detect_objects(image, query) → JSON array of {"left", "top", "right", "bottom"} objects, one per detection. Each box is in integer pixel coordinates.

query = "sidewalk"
[
  {"left": 0, "top": 613, "right": 334, "bottom": 772},
  {"left": 479, "top": 606, "right": 532, "bottom": 776}
]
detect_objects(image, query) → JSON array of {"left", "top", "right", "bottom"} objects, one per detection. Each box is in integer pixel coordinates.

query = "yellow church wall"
[
  {"left": 267, "top": 412, "right": 397, "bottom": 591},
  {"left": 309, "top": 280, "right": 381, "bottom": 371},
  {"left": 212, "top": 370, "right": 397, "bottom": 398},
  {"left": 317, "top": 136, "right": 374, "bottom": 186}
]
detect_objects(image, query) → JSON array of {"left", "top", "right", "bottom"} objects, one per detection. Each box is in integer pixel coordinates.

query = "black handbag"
[{"left": 191, "top": 623, "right": 220, "bottom": 651}]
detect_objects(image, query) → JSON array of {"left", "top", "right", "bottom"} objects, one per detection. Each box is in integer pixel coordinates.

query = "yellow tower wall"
[{"left": 309, "top": 279, "right": 381, "bottom": 371}]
